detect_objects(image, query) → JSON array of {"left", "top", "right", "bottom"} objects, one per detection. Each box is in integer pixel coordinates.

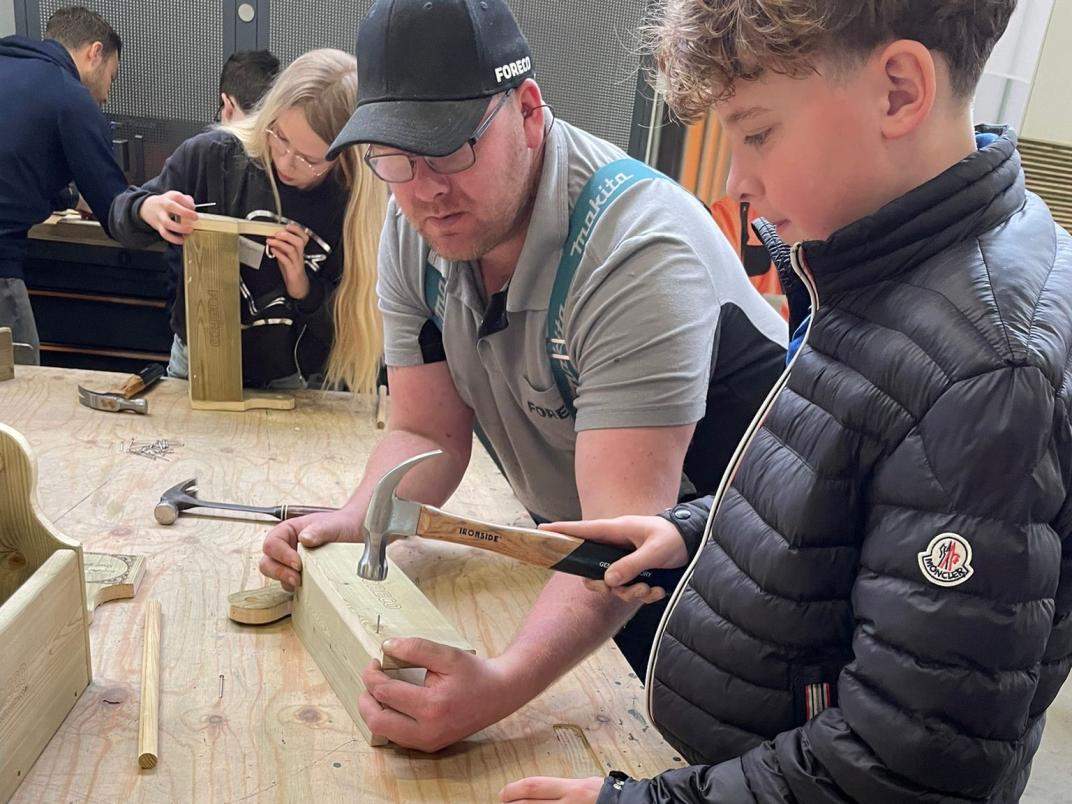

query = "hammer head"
[
  {"left": 154, "top": 478, "right": 199, "bottom": 525},
  {"left": 78, "top": 385, "right": 148, "bottom": 414},
  {"left": 358, "top": 450, "right": 442, "bottom": 581}
]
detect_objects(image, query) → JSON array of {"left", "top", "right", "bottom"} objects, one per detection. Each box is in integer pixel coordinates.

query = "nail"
[{"left": 605, "top": 571, "right": 621, "bottom": 586}]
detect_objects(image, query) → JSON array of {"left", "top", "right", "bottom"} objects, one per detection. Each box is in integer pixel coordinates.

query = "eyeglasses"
[
  {"left": 266, "top": 126, "right": 333, "bottom": 177},
  {"left": 363, "top": 89, "right": 515, "bottom": 183}
]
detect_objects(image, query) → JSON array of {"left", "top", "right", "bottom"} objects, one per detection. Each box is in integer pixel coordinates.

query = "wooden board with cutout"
[{"left": 84, "top": 552, "right": 145, "bottom": 620}]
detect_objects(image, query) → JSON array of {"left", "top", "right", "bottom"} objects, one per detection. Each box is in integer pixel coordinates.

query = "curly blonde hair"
[{"left": 646, "top": 0, "right": 1018, "bottom": 122}]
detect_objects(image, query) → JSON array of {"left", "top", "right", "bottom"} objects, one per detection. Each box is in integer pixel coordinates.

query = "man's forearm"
[{"left": 495, "top": 573, "right": 641, "bottom": 703}]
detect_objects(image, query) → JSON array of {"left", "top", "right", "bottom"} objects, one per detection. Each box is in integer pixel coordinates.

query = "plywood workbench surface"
[{"left": 0, "top": 366, "right": 683, "bottom": 803}]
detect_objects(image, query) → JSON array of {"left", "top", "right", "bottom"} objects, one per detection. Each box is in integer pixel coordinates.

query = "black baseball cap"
[{"left": 327, "top": 0, "right": 533, "bottom": 159}]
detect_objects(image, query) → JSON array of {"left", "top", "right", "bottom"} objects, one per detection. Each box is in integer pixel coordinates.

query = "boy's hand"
[
  {"left": 500, "top": 776, "right": 603, "bottom": 803},
  {"left": 139, "top": 190, "right": 197, "bottom": 245},
  {"left": 266, "top": 223, "right": 311, "bottom": 299},
  {"left": 539, "top": 515, "right": 688, "bottom": 604},
  {"left": 259, "top": 508, "right": 363, "bottom": 591}
]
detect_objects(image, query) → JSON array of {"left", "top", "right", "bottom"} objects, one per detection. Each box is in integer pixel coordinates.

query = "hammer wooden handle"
[{"left": 414, "top": 506, "right": 685, "bottom": 590}]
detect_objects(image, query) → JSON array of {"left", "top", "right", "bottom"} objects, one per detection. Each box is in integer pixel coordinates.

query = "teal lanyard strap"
[
  {"left": 424, "top": 159, "right": 669, "bottom": 418},
  {"left": 546, "top": 158, "right": 667, "bottom": 417}
]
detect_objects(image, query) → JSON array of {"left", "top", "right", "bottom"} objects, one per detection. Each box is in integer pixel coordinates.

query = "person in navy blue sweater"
[{"left": 0, "top": 6, "right": 127, "bottom": 363}]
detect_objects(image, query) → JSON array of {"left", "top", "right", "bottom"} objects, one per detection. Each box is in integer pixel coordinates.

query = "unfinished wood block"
[
  {"left": 228, "top": 583, "right": 293, "bottom": 625},
  {"left": 183, "top": 229, "right": 295, "bottom": 413},
  {"left": 191, "top": 212, "right": 287, "bottom": 238},
  {"left": 291, "top": 543, "right": 475, "bottom": 745},
  {"left": 0, "top": 327, "right": 12, "bottom": 381},
  {"left": 84, "top": 552, "right": 145, "bottom": 621},
  {"left": 0, "top": 424, "right": 92, "bottom": 801}
]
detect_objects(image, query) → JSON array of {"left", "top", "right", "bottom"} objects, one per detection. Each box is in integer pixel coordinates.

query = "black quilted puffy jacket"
[{"left": 599, "top": 128, "right": 1072, "bottom": 803}]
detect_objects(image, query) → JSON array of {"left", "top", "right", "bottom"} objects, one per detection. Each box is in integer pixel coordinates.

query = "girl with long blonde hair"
[{"left": 109, "top": 49, "right": 387, "bottom": 392}]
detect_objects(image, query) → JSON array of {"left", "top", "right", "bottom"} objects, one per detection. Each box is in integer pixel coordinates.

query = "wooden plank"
[
  {"left": 183, "top": 229, "right": 244, "bottom": 408},
  {"left": 182, "top": 229, "right": 296, "bottom": 412},
  {"left": 188, "top": 391, "right": 295, "bottom": 412},
  {"left": 554, "top": 723, "right": 606, "bottom": 778},
  {"left": 291, "top": 543, "right": 475, "bottom": 745},
  {"left": 0, "top": 327, "right": 12, "bottom": 381},
  {"left": 0, "top": 550, "right": 90, "bottom": 802},
  {"left": 191, "top": 213, "right": 287, "bottom": 238},
  {"left": 2, "top": 367, "right": 684, "bottom": 803},
  {"left": 26, "top": 214, "right": 126, "bottom": 250}
]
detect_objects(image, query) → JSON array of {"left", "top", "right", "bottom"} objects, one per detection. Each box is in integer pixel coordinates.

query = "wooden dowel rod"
[
  {"left": 375, "top": 385, "right": 388, "bottom": 430},
  {"left": 138, "top": 599, "right": 161, "bottom": 769}
]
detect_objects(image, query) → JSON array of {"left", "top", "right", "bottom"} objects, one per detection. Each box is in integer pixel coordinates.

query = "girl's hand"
[
  {"left": 138, "top": 191, "right": 197, "bottom": 245},
  {"left": 267, "top": 223, "right": 312, "bottom": 299}
]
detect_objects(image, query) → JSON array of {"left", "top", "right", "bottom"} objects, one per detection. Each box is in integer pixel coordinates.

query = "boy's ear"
[{"left": 877, "top": 40, "right": 936, "bottom": 140}]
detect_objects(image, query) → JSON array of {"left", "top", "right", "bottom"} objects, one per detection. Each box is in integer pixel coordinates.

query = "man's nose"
[{"left": 410, "top": 160, "right": 451, "bottom": 202}]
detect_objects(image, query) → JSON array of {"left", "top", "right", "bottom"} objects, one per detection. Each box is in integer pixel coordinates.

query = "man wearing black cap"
[{"left": 260, "top": 0, "right": 786, "bottom": 751}]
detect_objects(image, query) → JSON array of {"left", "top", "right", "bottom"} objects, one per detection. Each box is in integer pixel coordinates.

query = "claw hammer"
[{"left": 357, "top": 450, "right": 685, "bottom": 591}]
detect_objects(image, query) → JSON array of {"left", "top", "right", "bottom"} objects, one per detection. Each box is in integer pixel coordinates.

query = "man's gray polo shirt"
[{"left": 378, "top": 120, "right": 786, "bottom": 520}]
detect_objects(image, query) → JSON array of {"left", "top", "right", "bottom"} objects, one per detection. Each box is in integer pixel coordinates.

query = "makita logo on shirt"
[
  {"left": 494, "top": 56, "right": 531, "bottom": 83},
  {"left": 570, "top": 172, "right": 633, "bottom": 257}
]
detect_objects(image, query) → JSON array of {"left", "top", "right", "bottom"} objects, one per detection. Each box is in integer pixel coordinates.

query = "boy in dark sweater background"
[{"left": 503, "top": 1, "right": 1072, "bottom": 802}]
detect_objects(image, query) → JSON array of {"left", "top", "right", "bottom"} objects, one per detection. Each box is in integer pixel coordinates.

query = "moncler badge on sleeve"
[{"left": 918, "top": 532, "right": 975, "bottom": 587}]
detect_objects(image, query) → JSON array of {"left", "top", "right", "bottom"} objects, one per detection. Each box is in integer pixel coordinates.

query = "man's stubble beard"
[{"left": 421, "top": 146, "right": 543, "bottom": 263}]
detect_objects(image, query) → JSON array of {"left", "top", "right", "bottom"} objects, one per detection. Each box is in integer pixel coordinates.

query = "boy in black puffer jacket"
[{"left": 502, "top": 1, "right": 1072, "bottom": 802}]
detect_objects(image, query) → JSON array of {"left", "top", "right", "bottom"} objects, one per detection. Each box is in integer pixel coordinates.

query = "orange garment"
[{"left": 710, "top": 196, "right": 789, "bottom": 320}]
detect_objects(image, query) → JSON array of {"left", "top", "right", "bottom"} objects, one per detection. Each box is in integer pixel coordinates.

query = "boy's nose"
[{"left": 726, "top": 155, "right": 761, "bottom": 204}]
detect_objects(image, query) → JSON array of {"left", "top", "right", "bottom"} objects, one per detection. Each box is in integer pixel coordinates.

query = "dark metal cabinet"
[{"left": 23, "top": 238, "right": 173, "bottom": 373}]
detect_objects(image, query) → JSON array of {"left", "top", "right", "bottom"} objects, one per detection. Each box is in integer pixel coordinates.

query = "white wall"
[
  {"left": 1022, "top": 0, "right": 1072, "bottom": 145},
  {"left": 0, "top": 0, "right": 16, "bottom": 37},
  {"left": 974, "top": 0, "right": 1055, "bottom": 130}
]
